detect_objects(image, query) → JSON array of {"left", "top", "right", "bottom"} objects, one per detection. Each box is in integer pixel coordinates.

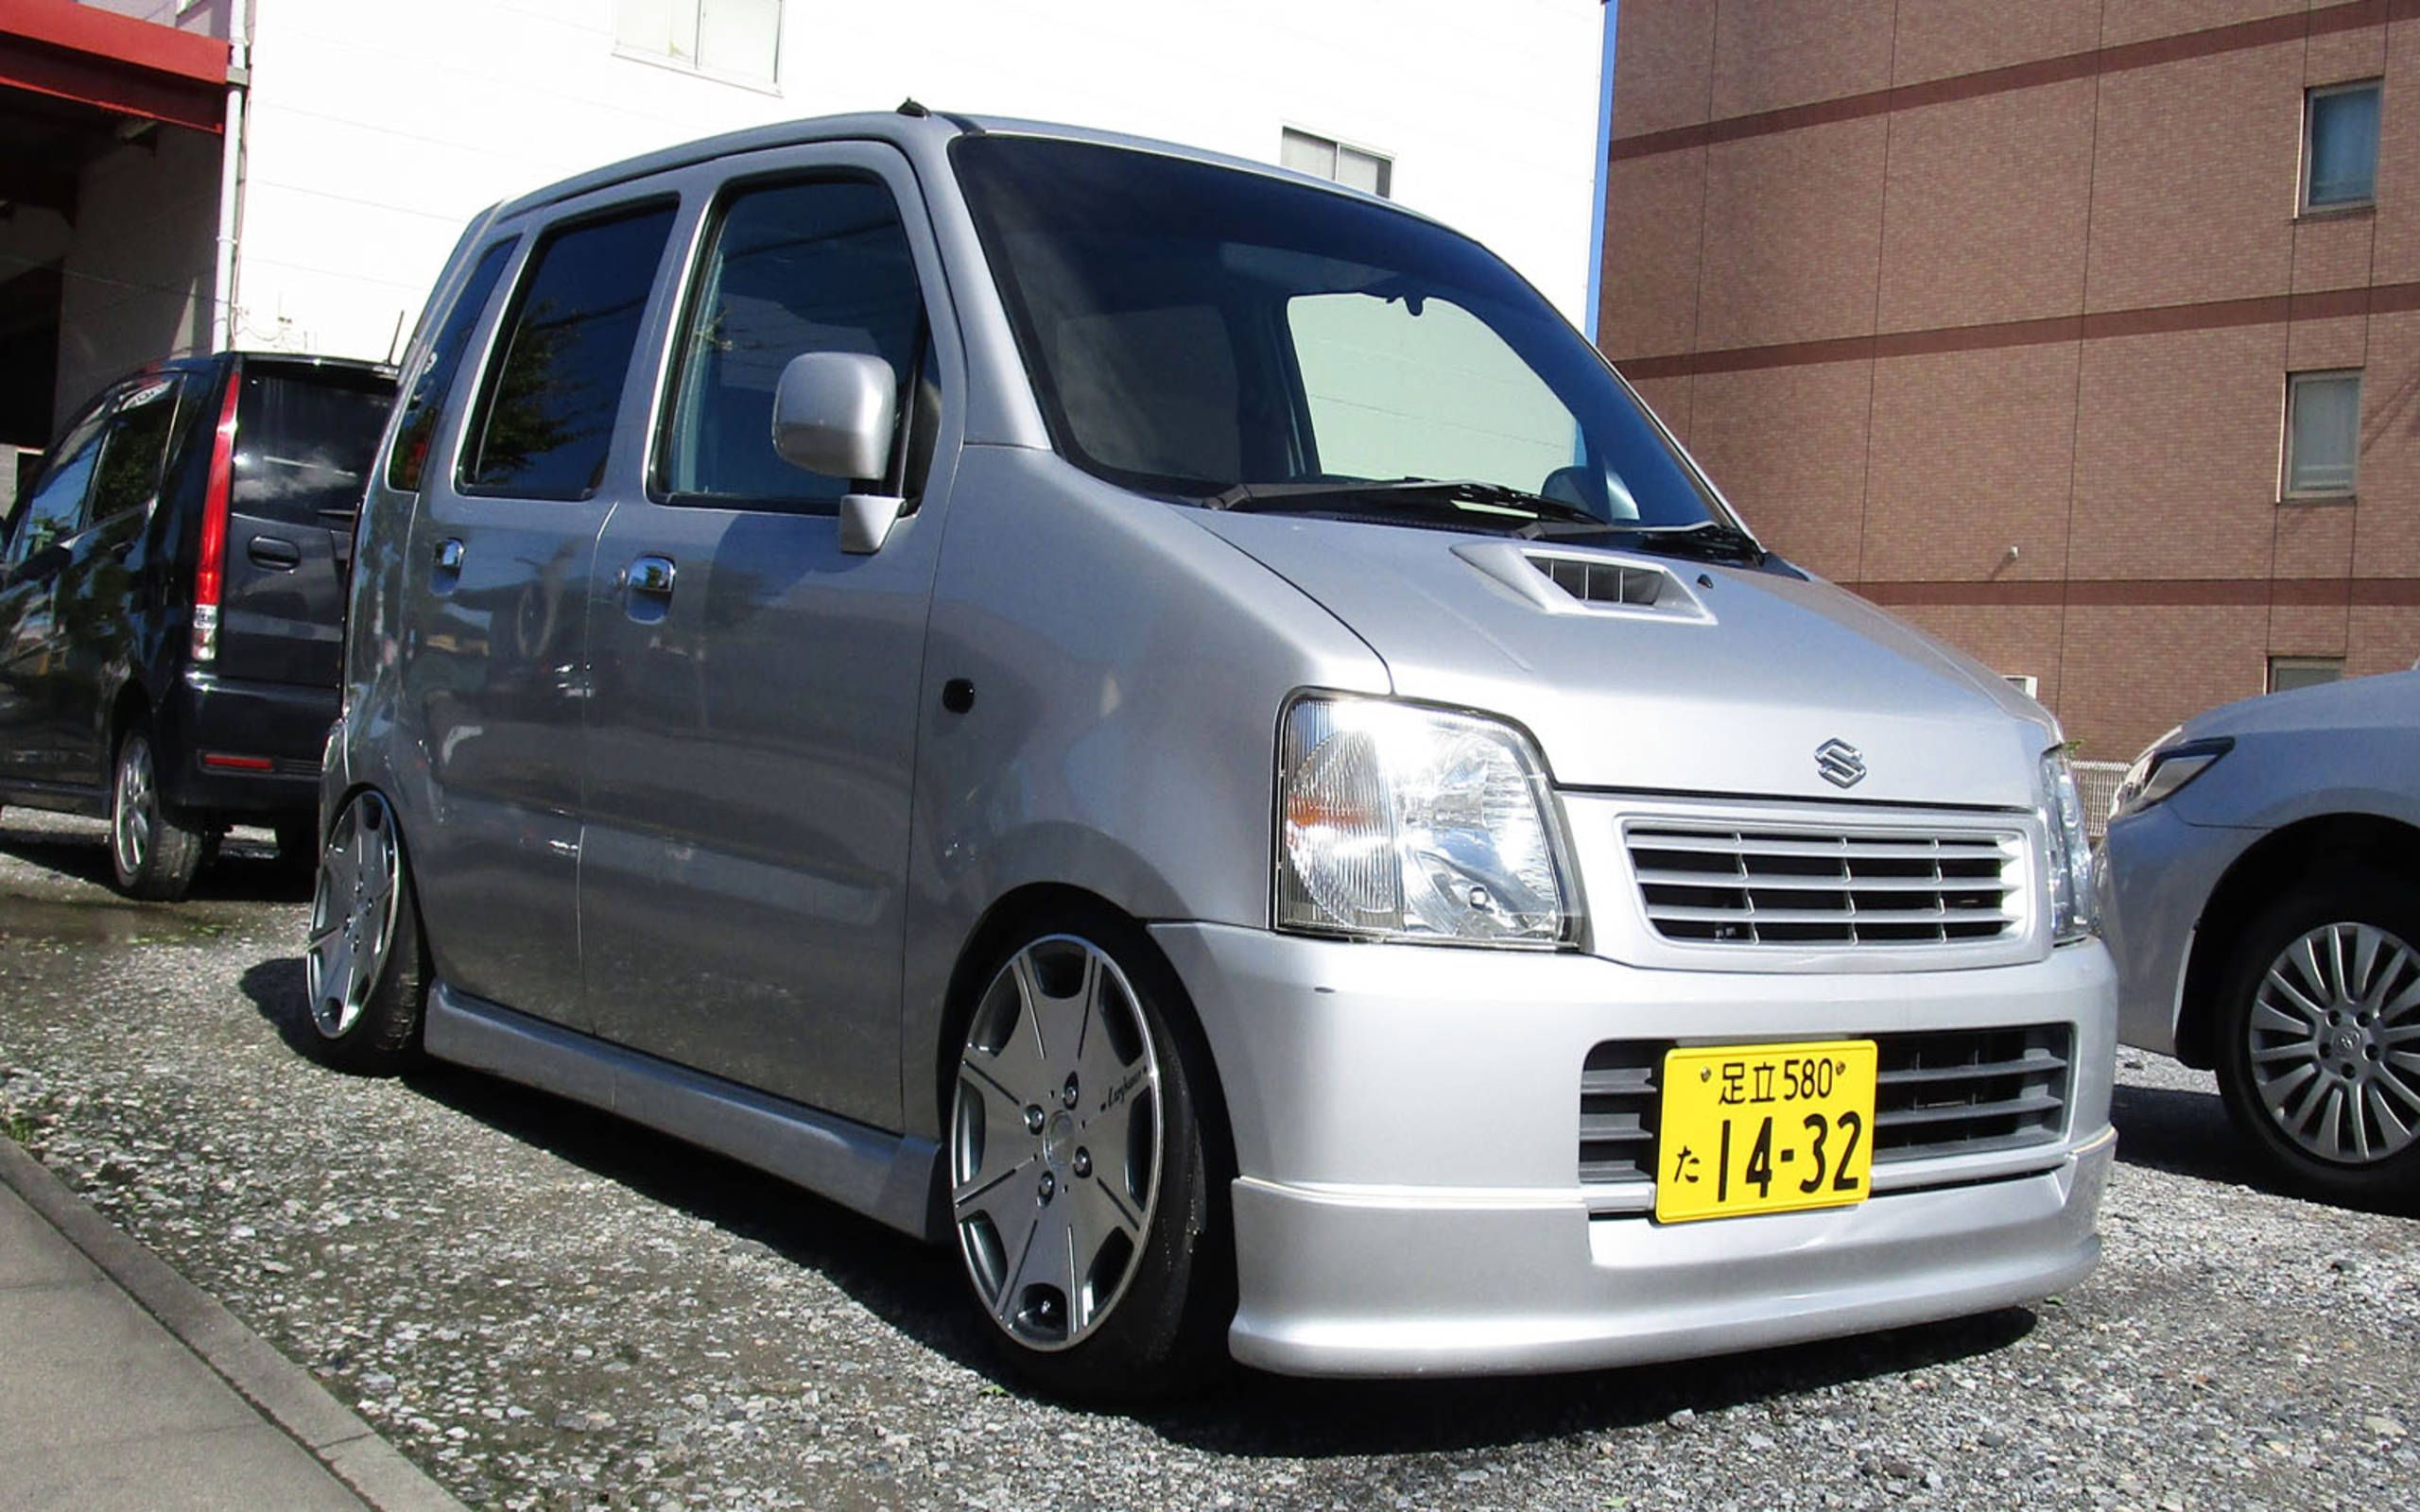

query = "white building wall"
[{"left": 232, "top": 0, "right": 1604, "bottom": 364}]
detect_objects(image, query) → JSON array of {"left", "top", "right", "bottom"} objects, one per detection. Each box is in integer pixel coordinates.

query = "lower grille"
[{"left": 1579, "top": 1025, "right": 2073, "bottom": 1187}]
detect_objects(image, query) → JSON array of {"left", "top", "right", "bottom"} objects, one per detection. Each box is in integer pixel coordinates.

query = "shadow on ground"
[
  {"left": 2111, "top": 1078, "right": 2420, "bottom": 1217},
  {"left": 0, "top": 816, "right": 312, "bottom": 909},
  {"left": 239, "top": 955, "right": 2042, "bottom": 1455}
]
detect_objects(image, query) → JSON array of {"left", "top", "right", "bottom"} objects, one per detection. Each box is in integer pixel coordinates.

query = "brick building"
[{"left": 1597, "top": 0, "right": 2420, "bottom": 759}]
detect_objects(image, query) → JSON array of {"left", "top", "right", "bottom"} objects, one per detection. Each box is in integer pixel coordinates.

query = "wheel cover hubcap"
[
  {"left": 305, "top": 795, "right": 401, "bottom": 1039},
  {"left": 2249, "top": 920, "right": 2420, "bottom": 1165},
  {"left": 950, "top": 935, "right": 1164, "bottom": 1350},
  {"left": 112, "top": 736, "right": 154, "bottom": 875}
]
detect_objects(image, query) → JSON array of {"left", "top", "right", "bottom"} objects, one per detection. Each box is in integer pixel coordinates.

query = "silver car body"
[
  {"left": 2099, "top": 670, "right": 2420, "bottom": 1063},
  {"left": 332, "top": 112, "right": 2116, "bottom": 1377}
]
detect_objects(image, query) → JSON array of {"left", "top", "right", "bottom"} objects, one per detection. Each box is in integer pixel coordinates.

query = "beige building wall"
[{"left": 1599, "top": 0, "right": 2420, "bottom": 758}]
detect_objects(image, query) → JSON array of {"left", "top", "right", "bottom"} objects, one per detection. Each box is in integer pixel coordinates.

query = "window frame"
[
  {"left": 2281, "top": 368, "right": 2363, "bottom": 501},
  {"left": 455, "top": 198, "right": 682, "bottom": 504},
  {"left": 2268, "top": 655, "right": 2345, "bottom": 694},
  {"left": 647, "top": 169, "right": 936, "bottom": 517},
  {"left": 2301, "top": 78, "right": 2382, "bottom": 215}
]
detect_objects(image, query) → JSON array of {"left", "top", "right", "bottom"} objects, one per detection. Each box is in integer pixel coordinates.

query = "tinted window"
[
  {"left": 389, "top": 239, "right": 516, "bottom": 492},
  {"left": 464, "top": 205, "right": 676, "bottom": 499},
  {"left": 6, "top": 404, "right": 108, "bottom": 566},
  {"left": 87, "top": 377, "right": 181, "bottom": 524},
  {"left": 660, "top": 179, "right": 925, "bottom": 507},
  {"left": 233, "top": 370, "right": 396, "bottom": 526}
]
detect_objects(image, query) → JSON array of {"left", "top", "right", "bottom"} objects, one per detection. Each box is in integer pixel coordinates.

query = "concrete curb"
[{"left": 0, "top": 1137, "right": 469, "bottom": 1512}]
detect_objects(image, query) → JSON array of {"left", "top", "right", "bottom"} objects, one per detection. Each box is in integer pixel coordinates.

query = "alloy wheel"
[
  {"left": 305, "top": 795, "right": 402, "bottom": 1039},
  {"left": 2247, "top": 921, "right": 2420, "bottom": 1165},
  {"left": 112, "top": 734, "right": 156, "bottom": 878},
  {"left": 951, "top": 935, "right": 1164, "bottom": 1350}
]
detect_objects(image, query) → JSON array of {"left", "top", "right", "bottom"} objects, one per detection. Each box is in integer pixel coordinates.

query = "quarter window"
[
  {"left": 463, "top": 205, "right": 677, "bottom": 501},
  {"left": 389, "top": 240, "right": 516, "bottom": 493},
  {"left": 87, "top": 378, "right": 180, "bottom": 524},
  {"left": 2304, "top": 81, "right": 2381, "bottom": 211},
  {"left": 659, "top": 178, "right": 928, "bottom": 508},
  {"left": 615, "top": 0, "right": 779, "bottom": 85},
  {"left": 2283, "top": 369, "right": 2361, "bottom": 497},
  {"left": 1280, "top": 128, "right": 1393, "bottom": 198}
]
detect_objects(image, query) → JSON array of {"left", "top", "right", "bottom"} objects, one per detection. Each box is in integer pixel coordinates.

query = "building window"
[
  {"left": 1280, "top": 128, "right": 1392, "bottom": 198},
  {"left": 2284, "top": 369, "right": 2361, "bottom": 497},
  {"left": 616, "top": 0, "right": 780, "bottom": 86},
  {"left": 2003, "top": 674, "right": 2039, "bottom": 698},
  {"left": 2269, "top": 656, "right": 2344, "bottom": 694},
  {"left": 2303, "top": 80, "right": 2381, "bottom": 211}
]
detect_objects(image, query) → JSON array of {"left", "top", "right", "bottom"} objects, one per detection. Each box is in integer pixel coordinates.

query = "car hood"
[
  {"left": 1193, "top": 512, "right": 2057, "bottom": 809},
  {"left": 2183, "top": 667, "right": 2420, "bottom": 743}
]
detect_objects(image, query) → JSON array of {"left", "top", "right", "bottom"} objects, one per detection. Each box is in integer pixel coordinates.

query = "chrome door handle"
[
  {"left": 434, "top": 538, "right": 464, "bottom": 572},
  {"left": 624, "top": 555, "right": 676, "bottom": 595}
]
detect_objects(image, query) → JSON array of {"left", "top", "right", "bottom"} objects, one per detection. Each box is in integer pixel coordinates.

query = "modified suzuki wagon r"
[{"left": 308, "top": 108, "right": 2116, "bottom": 1395}]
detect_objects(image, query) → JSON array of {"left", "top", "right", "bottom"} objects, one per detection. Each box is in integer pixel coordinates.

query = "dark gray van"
[{"left": 0, "top": 352, "right": 397, "bottom": 898}]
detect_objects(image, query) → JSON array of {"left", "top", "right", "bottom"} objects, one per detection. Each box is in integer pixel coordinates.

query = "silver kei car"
[
  {"left": 303, "top": 107, "right": 2115, "bottom": 1396},
  {"left": 2098, "top": 671, "right": 2420, "bottom": 1201}
]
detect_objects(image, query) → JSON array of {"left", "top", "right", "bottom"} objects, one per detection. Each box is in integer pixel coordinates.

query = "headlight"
[
  {"left": 2109, "top": 728, "right": 2232, "bottom": 821},
  {"left": 2040, "top": 748, "right": 2095, "bottom": 943},
  {"left": 1276, "top": 696, "right": 1576, "bottom": 947}
]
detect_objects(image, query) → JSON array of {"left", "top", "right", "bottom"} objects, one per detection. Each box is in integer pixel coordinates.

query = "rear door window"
[
  {"left": 462, "top": 204, "right": 678, "bottom": 499},
  {"left": 87, "top": 377, "right": 182, "bottom": 524},
  {"left": 6, "top": 404, "right": 108, "bottom": 567},
  {"left": 233, "top": 369, "right": 396, "bottom": 528},
  {"left": 658, "top": 178, "right": 928, "bottom": 508}
]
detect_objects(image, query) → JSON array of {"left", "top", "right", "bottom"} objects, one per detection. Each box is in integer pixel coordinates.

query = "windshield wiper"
[
  {"left": 1201, "top": 477, "right": 1610, "bottom": 529},
  {"left": 1521, "top": 515, "right": 1768, "bottom": 565}
]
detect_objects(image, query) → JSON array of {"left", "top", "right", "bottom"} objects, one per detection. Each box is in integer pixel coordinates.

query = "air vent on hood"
[{"left": 1535, "top": 556, "right": 1663, "bottom": 607}]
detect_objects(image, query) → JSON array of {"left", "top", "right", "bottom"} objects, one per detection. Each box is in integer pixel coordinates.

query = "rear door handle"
[
  {"left": 434, "top": 538, "right": 464, "bottom": 573},
  {"left": 248, "top": 535, "right": 302, "bottom": 570},
  {"left": 623, "top": 555, "right": 676, "bottom": 595}
]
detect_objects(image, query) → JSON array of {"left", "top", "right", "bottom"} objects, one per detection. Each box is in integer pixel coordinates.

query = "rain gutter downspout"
[
  {"left": 212, "top": 0, "right": 252, "bottom": 352},
  {"left": 1585, "top": 0, "right": 1616, "bottom": 344}
]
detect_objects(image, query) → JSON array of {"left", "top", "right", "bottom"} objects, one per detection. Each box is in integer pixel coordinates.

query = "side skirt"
[{"left": 424, "top": 984, "right": 944, "bottom": 1242}]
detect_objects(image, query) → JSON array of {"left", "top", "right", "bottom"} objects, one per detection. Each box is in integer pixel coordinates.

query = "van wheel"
[
  {"left": 111, "top": 726, "right": 205, "bottom": 901},
  {"left": 947, "top": 919, "right": 1231, "bottom": 1399},
  {"left": 302, "top": 791, "right": 425, "bottom": 1074},
  {"left": 2213, "top": 872, "right": 2420, "bottom": 1201}
]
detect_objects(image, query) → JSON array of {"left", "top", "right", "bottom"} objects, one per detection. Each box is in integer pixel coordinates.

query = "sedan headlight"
[
  {"left": 1276, "top": 696, "right": 1576, "bottom": 947},
  {"left": 2040, "top": 748, "right": 2095, "bottom": 943},
  {"left": 2109, "top": 728, "right": 2232, "bottom": 821}
]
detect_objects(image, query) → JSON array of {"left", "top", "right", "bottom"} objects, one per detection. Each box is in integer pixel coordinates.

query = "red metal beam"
[{"left": 0, "top": 0, "right": 229, "bottom": 133}]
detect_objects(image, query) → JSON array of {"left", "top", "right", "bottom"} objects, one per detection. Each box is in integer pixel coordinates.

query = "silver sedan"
[{"left": 2097, "top": 670, "right": 2420, "bottom": 1200}]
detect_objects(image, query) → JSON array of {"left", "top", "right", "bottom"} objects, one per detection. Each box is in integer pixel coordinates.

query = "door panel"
[
  {"left": 404, "top": 199, "right": 679, "bottom": 1027},
  {"left": 579, "top": 157, "right": 959, "bottom": 1128}
]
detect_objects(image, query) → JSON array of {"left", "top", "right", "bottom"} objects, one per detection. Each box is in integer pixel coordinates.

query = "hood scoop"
[{"left": 1452, "top": 541, "right": 1715, "bottom": 625}]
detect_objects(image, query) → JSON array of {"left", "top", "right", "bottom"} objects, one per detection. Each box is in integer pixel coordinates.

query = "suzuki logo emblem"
[{"left": 1815, "top": 738, "right": 1866, "bottom": 789}]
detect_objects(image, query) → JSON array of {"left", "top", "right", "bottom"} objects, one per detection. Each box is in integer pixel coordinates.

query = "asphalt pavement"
[{"left": 1, "top": 806, "right": 2416, "bottom": 1512}]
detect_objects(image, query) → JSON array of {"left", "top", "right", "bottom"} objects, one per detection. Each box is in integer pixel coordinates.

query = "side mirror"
[{"left": 771, "top": 351, "right": 897, "bottom": 483}]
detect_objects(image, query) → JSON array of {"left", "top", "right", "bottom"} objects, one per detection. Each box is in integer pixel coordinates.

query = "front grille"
[
  {"left": 1578, "top": 1025, "right": 2072, "bottom": 1188},
  {"left": 1625, "top": 821, "right": 2023, "bottom": 948}
]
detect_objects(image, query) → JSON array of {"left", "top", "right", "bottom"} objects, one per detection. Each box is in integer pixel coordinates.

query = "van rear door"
[{"left": 216, "top": 360, "right": 396, "bottom": 689}]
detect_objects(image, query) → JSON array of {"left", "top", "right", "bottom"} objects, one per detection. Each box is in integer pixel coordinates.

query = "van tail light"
[{"left": 192, "top": 369, "right": 241, "bottom": 662}]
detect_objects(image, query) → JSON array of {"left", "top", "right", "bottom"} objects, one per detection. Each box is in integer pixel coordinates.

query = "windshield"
[{"left": 951, "top": 135, "right": 1730, "bottom": 531}]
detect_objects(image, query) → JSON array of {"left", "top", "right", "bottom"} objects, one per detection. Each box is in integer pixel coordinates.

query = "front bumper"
[{"left": 1150, "top": 922, "right": 2117, "bottom": 1378}]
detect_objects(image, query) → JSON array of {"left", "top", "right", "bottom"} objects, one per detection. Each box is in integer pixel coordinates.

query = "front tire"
[
  {"left": 2213, "top": 872, "right": 2420, "bottom": 1201},
  {"left": 946, "top": 916, "right": 1231, "bottom": 1399},
  {"left": 302, "top": 791, "right": 426, "bottom": 1074},
  {"left": 111, "top": 726, "right": 205, "bottom": 901}
]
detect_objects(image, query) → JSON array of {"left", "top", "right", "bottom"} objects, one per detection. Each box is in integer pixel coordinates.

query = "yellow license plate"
[{"left": 1654, "top": 1040, "right": 1878, "bottom": 1224}]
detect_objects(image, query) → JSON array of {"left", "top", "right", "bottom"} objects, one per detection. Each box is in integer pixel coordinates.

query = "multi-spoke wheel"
[
  {"left": 301, "top": 791, "right": 426, "bottom": 1074},
  {"left": 948, "top": 918, "right": 1231, "bottom": 1397},
  {"left": 110, "top": 724, "right": 204, "bottom": 901},
  {"left": 2217, "top": 879, "right": 2420, "bottom": 1201}
]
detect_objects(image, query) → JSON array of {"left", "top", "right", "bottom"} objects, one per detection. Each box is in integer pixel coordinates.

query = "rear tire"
[
  {"left": 111, "top": 726, "right": 205, "bottom": 901},
  {"left": 302, "top": 791, "right": 426, "bottom": 1074},
  {"left": 2213, "top": 870, "right": 2420, "bottom": 1202},
  {"left": 945, "top": 910, "right": 1232, "bottom": 1400}
]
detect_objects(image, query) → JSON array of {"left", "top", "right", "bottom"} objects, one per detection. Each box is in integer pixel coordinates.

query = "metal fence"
[{"left": 2073, "top": 759, "right": 2129, "bottom": 843}]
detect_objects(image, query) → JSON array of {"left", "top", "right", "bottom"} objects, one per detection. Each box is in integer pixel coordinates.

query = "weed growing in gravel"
[{"left": 1, "top": 1099, "right": 29, "bottom": 1144}]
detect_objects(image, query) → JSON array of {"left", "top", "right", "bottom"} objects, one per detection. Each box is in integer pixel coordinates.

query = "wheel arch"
[{"left": 2175, "top": 812, "right": 2420, "bottom": 1069}]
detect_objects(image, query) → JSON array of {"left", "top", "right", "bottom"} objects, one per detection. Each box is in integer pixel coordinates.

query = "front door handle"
[
  {"left": 434, "top": 538, "right": 464, "bottom": 573},
  {"left": 623, "top": 555, "right": 676, "bottom": 595}
]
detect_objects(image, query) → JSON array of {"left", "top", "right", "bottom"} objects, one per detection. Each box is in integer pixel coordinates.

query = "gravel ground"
[{"left": 3, "top": 807, "right": 2417, "bottom": 1512}]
